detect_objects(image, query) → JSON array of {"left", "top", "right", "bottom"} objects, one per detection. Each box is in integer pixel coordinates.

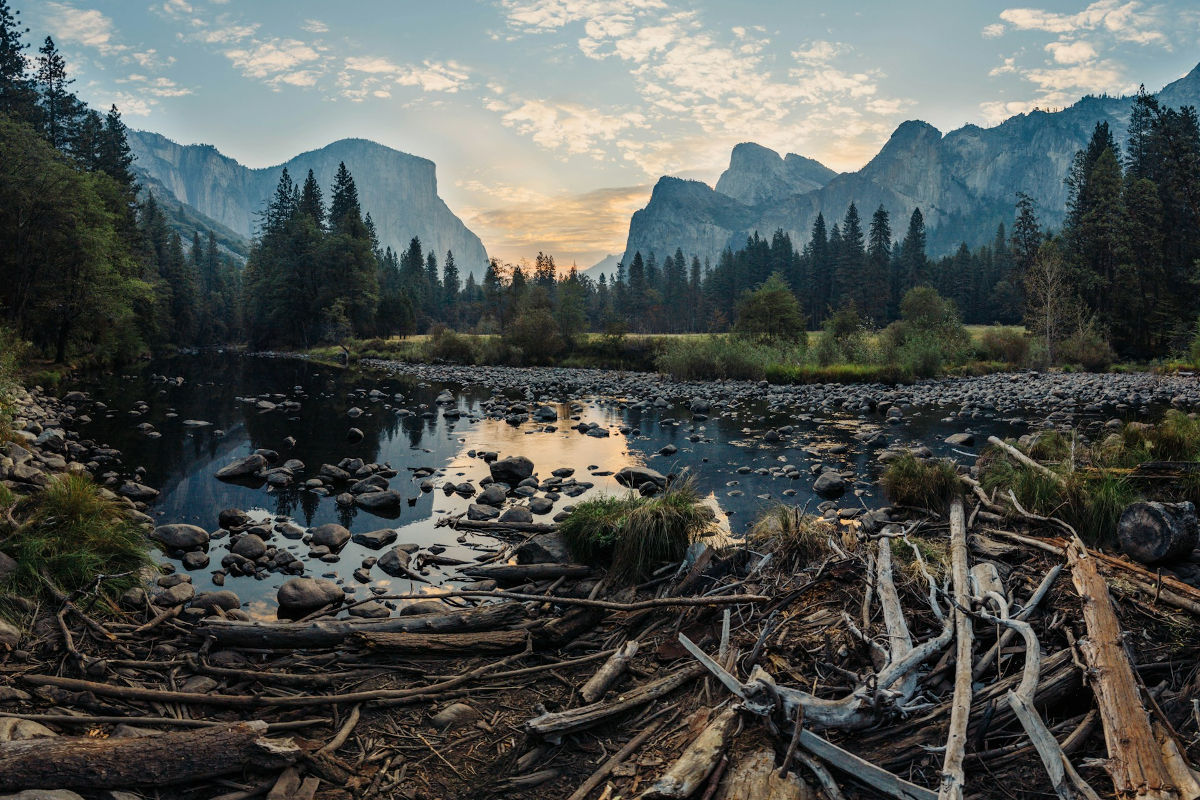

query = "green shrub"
[
  {"left": 656, "top": 335, "right": 783, "bottom": 381},
  {"left": 1, "top": 475, "right": 152, "bottom": 611},
  {"left": 1058, "top": 322, "right": 1115, "bottom": 371},
  {"left": 1147, "top": 410, "right": 1200, "bottom": 461},
  {"left": 424, "top": 326, "right": 481, "bottom": 364},
  {"left": 881, "top": 452, "right": 962, "bottom": 513},
  {"left": 980, "top": 328, "right": 1030, "bottom": 364},
  {"left": 733, "top": 273, "right": 808, "bottom": 345},
  {"left": 503, "top": 307, "right": 564, "bottom": 365},
  {"left": 559, "top": 479, "right": 716, "bottom": 581}
]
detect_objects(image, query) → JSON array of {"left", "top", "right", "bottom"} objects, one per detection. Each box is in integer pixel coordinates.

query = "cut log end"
[{"left": 1118, "top": 501, "right": 1198, "bottom": 566}]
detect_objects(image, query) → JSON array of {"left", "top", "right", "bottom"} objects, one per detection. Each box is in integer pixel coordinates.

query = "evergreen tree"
[
  {"left": 899, "top": 207, "right": 927, "bottom": 290},
  {"left": 865, "top": 205, "right": 891, "bottom": 323},
  {"left": 0, "top": 1, "right": 36, "bottom": 120},
  {"left": 836, "top": 203, "right": 866, "bottom": 314},
  {"left": 33, "top": 36, "right": 70, "bottom": 150},
  {"left": 297, "top": 169, "right": 325, "bottom": 226},
  {"left": 442, "top": 250, "right": 460, "bottom": 323}
]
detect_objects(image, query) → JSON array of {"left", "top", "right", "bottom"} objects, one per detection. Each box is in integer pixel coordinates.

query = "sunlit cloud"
[{"left": 43, "top": 3, "right": 125, "bottom": 56}]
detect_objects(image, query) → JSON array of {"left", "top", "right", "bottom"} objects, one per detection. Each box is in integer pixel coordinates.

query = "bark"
[
  {"left": 718, "top": 748, "right": 812, "bottom": 800},
  {"left": 1118, "top": 501, "right": 1199, "bottom": 565},
  {"left": 352, "top": 629, "right": 528, "bottom": 654},
  {"left": 1067, "top": 537, "right": 1200, "bottom": 800},
  {"left": 639, "top": 706, "right": 740, "bottom": 798},
  {"left": 0, "top": 721, "right": 300, "bottom": 790},
  {"left": 580, "top": 640, "right": 638, "bottom": 703},
  {"left": 196, "top": 601, "right": 526, "bottom": 649}
]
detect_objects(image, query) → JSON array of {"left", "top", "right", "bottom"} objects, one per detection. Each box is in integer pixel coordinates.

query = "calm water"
[{"left": 64, "top": 354, "right": 1018, "bottom": 616}]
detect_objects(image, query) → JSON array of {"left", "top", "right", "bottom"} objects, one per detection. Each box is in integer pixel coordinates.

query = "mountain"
[
  {"left": 580, "top": 253, "right": 621, "bottom": 281},
  {"left": 126, "top": 133, "right": 489, "bottom": 276},
  {"left": 139, "top": 173, "right": 251, "bottom": 260},
  {"left": 621, "top": 63, "right": 1200, "bottom": 267}
]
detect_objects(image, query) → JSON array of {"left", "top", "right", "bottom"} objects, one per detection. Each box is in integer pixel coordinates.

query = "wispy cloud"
[
  {"left": 223, "top": 38, "right": 324, "bottom": 88},
  {"left": 485, "top": 96, "right": 646, "bottom": 158},
  {"left": 43, "top": 2, "right": 125, "bottom": 56},
  {"left": 302, "top": 20, "right": 329, "bottom": 34}
]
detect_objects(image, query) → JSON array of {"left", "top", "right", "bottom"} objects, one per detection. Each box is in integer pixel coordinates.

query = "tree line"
[{"left": 0, "top": 2, "right": 241, "bottom": 362}]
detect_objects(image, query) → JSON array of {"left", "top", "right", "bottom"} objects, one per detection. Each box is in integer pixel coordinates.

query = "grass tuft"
[
  {"left": 1, "top": 475, "right": 152, "bottom": 614},
  {"left": 880, "top": 453, "right": 963, "bottom": 514},
  {"left": 746, "top": 505, "right": 848, "bottom": 567},
  {"left": 559, "top": 478, "right": 717, "bottom": 581}
]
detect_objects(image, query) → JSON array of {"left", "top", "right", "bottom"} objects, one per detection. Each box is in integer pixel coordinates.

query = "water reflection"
[{"left": 66, "top": 354, "right": 1019, "bottom": 609}]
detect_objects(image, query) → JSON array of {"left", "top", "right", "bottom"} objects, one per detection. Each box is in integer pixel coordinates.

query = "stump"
[{"left": 1118, "top": 501, "right": 1198, "bottom": 565}]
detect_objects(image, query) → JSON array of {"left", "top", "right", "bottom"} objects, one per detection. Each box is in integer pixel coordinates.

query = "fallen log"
[
  {"left": 639, "top": 706, "right": 740, "bottom": 799},
  {"left": 719, "top": 748, "right": 812, "bottom": 800},
  {"left": 527, "top": 664, "right": 705, "bottom": 740},
  {"left": 450, "top": 519, "right": 559, "bottom": 534},
  {"left": 1118, "top": 501, "right": 1198, "bottom": 566},
  {"left": 938, "top": 498, "right": 972, "bottom": 800},
  {"left": 1066, "top": 536, "right": 1200, "bottom": 800},
  {"left": 987, "top": 436, "right": 1066, "bottom": 485},
  {"left": 0, "top": 712, "right": 323, "bottom": 732},
  {"left": 196, "top": 601, "right": 526, "bottom": 649},
  {"left": 0, "top": 721, "right": 300, "bottom": 790},
  {"left": 352, "top": 629, "right": 528, "bottom": 654},
  {"left": 460, "top": 563, "right": 593, "bottom": 582},
  {"left": 580, "top": 640, "right": 638, "bottom": 703}
]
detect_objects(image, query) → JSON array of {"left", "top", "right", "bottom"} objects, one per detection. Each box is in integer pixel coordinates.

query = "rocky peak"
[{"left": 715, "top": 142, "right": 837, "bottom": 206}]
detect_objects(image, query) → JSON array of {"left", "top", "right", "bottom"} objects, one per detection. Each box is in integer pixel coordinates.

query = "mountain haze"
[
  {"left": 622, "top": 63, "right": 1200, "bottom": 268},
  {"left": 127, "top": 133, "right": 490, "bottom": 276}
]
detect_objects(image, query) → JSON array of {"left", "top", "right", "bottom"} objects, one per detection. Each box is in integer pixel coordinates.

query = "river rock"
[
  {"left": 190, "top": 591, "right": 241, "bottom": 614},
  {"left": 181, "top": 551, "right": 209, "bottom": 570},
  {"left": 231, "top": 534, "right": 267, "bottom": 559},
  {"left": 478, "top": 484, "right": 508, "bottom": 506},
  {"left": 377, "top": 547, "right": 413, "bottom": 576},
  {"left": 615, "top": 466, "right": 666, "bottom": 488},
  {"left": 218, "top": 509, "right": 252, "bottom": 530},
  {"left": 0, "top": 550, "right": 16, "bottom": 584},
  {"left": 499, "top": 506, "right": 533, "bottom": 524},
  {"left": 119, "top": 482, "right": 159, "bottom": 501},
  {"left": 151, "top": 524, "right": 209, "bottom": 551},
  {"left": 319, "top": 464, "right": 352, "bottom": 482},
  {"left": 430, "top": 702, "right": 480, "bottom": 731},
  {"left": 215, "top": 454, "right": 266, "bottom": 479},
  {"left": 516, "top": 531, "right": 571, "bottom": 564},
  {"left": 352, "top": 529, "right": 398, "bottom": 549},
  {"left": 310, "top": 524, "right": 351, "bottom": 550},
  {"left": 813, "top": 472, "right": 846, "bottom": 497},
  {"left": 356, "top": 490, "right": 402, "bottom": 511},
  {"left": 0, "top": 618, "right": 20, "bottom": 650},
  {"left": 277, "top": 578, "right": 343, "bottom": 616},
  {"left": 945, "top": 433, "right": 975, "bottom": 446},
  {"left": 467, "top": 503, "right": 500, "bottom": 521},
  {"left": 489, "top": 456, "right": 534, "bottom": 485},
  {"left": 528, "top": 496, "right": 555, "bottom": 515},
  {"left": 348, "top": 600, "right": 390, "bottom": 619},
  {"left": 151, "top": 581, "right": 195, "bottom": 607}
]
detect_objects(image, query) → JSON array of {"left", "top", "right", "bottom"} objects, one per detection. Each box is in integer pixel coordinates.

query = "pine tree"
[
  {"left": 899, "top": 207, "right": 927, "bottom": 291},
  {"left": 1010, "top": 192, "right": 1042, "bottom": 283},
  {"left": 442, "top": 250, "right": 460, "bottom": 324},
  {"left": 328, "top": 161, "right": 361, "bottom": 233},
  {"left": 805, "top": 213, "right": 829, "bottom": 325},
  {"left": 865, "top": 204, "right": 891, "bottom": 323},
  {"left": 298, "top": 169, "right": 325, "bottom": 225},
  {"left": 34, "top": 36, "right": 71, "bottom": 150},
  {"left": 0, "top": 1, "right": 36, "bottom": 120},
  {"left": 836, "top": 203, "right": 866, "bottom": 316}
]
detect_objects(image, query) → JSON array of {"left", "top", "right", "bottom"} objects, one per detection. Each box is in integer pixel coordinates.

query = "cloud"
[
  {"left": 224, "top": 38, "right": 323, "bottom": 87},
  {"left": 998, "top": 0, "right": 1167, "bottom": 46},
  {"left": 43, "top": 3, "right": 125, "bottom": 56},
  {"left": 302, "top": 20, "right": 329, "bottom": 33},
  {"left": 982, "top": 23, "right": 1006, "bottom": 38},
  {"left": 1045, "top": 40, "right": 1098, "bottom": 63},
  {"left": 129, "top": 49, "right": 175, "bottom": 69},
  {"left": 502, "top": 0, "right": 667, "bottom": 33},
  {"left": 492, "top": 97, "right": 646, "bottom": 157},
  {"left": 195, "top": 23, "right": 260, "bottom": 44},
  {"left": 457, "top": 181, "right": 652, "bottom": 266}
]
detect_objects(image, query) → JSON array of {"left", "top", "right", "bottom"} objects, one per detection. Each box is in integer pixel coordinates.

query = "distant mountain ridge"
[
  {"left": 622, "top": 63, "right": 1200, "bottom": 268},
  {"left": 127, "top": 133, "right": 490, "bottom": 276}
]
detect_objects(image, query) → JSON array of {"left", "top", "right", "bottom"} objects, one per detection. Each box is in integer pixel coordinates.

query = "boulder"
[
  {"left": 118, "top": 482, "right": 159, "bottom": 502},
  {"left": 489, "top": 456, "right": 534, "bottom": 486},
  {"left": 430, "top": 702, "right": 480, "bottom": 732},
  {"left": 215, "top": 454, "right": 267, "bottom": 480},
  {"left": 190, "top": 591, "right": 241, "bottom": 614},
  {"left": 347, "top": 601, "right": 390, "bottom": 619},
  {"left": 378, "top": 546, "right": 413, "bottom": 576},
  {"left": 356, "top": 490, "right": 403, "bottom": 511},
  {"left": 0, "top": 617, "right": 20, "bottom": 650},
  {"left": 218, "top": 508, "right": 252, "bottom": 530},
  {"left": 945, "top": 433, "right": 975, "bottom": 446},
  {"left": 528, "top": 496, "right": 555, "bottom": 515},
  {"left": 466, "top": 503, "right": 500, "bottom": 521},
  {"left": 499, "top": 506, "right": 534, "bottom": 524},
  {"left": 352, "top": 529, "right": 398, "bottom": 549},
  {"left": 813, "top": 472, "right": 846, "bottom": 497},
  {"left": 615, "top": 466, "right": 667, "bottom": 489},
  {"left": 151, "top": 524, "right": 209, "bottom": 551},
  {"left": 478, "top": 484, "right": 508, "bottom": 506},
  {"left": 230, "top": 534, "right": 267, "bottom": 559},
  {"left": 310, "top": 523, "right": 351, "bottom": 550},
  {"left": 277, "top": 578, "right": 343, "bottom": 616},
  {"left": 516, "top": 531, "right": 572, "bottom": 564}
]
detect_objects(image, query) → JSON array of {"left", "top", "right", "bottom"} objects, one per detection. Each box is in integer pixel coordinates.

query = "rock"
[
  {"left": 378, "top": 547, "right": 413, "bottom": 576},
  {"left": 0, "top": 790, "right": 86, "bottom": 799},
  {"left": 151, "top": 581, "right": 195, "bottom": 607},
  {"left": 351, "top": 474, "right": 390, "bottom": 494},
  {"left": 118, "top": 482, "right": 159, "bottom": 501},
  {"left": 348, "top": 601, "right": 390, "bottom": 618},
  {"left": 0, "top": 717, "right": 58, "bottom": 741},
  {"left": 615, "top": 466, "right": 667, "bottom": 489},
  {"left": 277, "top": 578, "right": 343, "bottom": 616},
  {"left": 218, "top": 508, "right": 252, "bottom": 529},
  {"left": 813, "top": 472, "right": 846, "bottom": 497},
  {"left": 319, "top": 464, "right": 352, "bottom": 482},
  {"left": 215, "top": 453, "right": 267, "bottom": 479},
  {"left": 181, "top": 551, "right": 210, "bottom": 570},
  {"left": 190, "top": 591, "right": 241, "bottom": 614},
  {"left": 151, "top": 524, "right": 210, "bottom": 551},
  {"left": 430, "top": 702, "right": 480, "bottom": 731},
  {"left": 231, "top": 534, "right": 267, "bottom": 559},
  {"left": 516, "top": 531, "right": 571, "bottom": 564},
  {"left": 347, "top": 427, "right": 364, "bottom": 442},
  {"left": 489, "top": 456, "right": 535, "bottom": 485},
  {"left": 528, "top": 496, "right": 555, "bottom": 515},
  {"left": 499, "top": 506, "right": 533, "bottom": 524},
  {"left": 356, "top": 490, "right": 403, "bottom": 511},
  {"left": 310, "top": 523, "right": 351, "bottom": 550},
  {"left": 352, "top": 529, "right": 398, "bottom": 549},
  {"left": 0, "top": 550, "right": 16, "bottom": 584},
  {"left": 478, "top": 484, "right": 508, "bottom": 506},
  {"left": 659, "top": 444, "right": 678, "bottom": 456},
  {"left": 0, "top": 618, "right": 20, "bottom": 650},
  {"left": 400, "top": 599, "right": 450, "bottom": 615},
  {"left": 467, "top": 503, "right": 500, "bottom": 521},
  {"left": 945, "top": 433, "right": 975, "bottom": 446}
]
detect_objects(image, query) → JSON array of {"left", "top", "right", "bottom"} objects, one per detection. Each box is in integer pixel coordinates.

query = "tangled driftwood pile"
[{"left": 5, "top": 444, "right": 1200, "bottom": 799}]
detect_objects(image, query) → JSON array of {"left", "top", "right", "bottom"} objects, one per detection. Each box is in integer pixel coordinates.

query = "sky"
[{"left": 21, "top": 0, "right": 1200, "bottom": 268}]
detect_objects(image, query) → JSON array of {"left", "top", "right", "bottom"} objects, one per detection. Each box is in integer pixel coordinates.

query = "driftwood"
[
  {"left": 938, "top": 498, "right": 973, "bottom": 800},
  {"left": 639, "top": 706, "right": 740, "bottom": 799},
  {"left": 0, "top": 721, "right": 300, "bottom": 790},
  {"left": 352, "top": 629, "right": 527, "bottom": 654},
  {"left": 1066, "top": 537, "right": 1200, "bottom": 800},
  {"left": 460, "top": 563, "right": 594, "bottom": 582},
  {"left": 196, "top": 601, "right": 526, "bottom": 649},
  {"left": 450, "top": 519, "right": 559, "bottom": 533},
  {"left": 527, "top": 664, "right": 705, "bottom": 740},
  {"left": 987, "top": 436, "right": 1066, "bottom": 485},
  {"left": 580, "top": 640, "right": 639, "bottom": 703},
  {"left": 1117, "top": 500, "right": 1198, "bottom": 565},
  {"left": 718, "top": 748, "right": 811, "bottom": 800}
]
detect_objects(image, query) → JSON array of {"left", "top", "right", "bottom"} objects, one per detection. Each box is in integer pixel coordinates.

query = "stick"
[
  {"left": 566, "top": 713, "right": 672, "bottom": 800},
  {"left": 0, "top": 712, "right": 324, "bottom": 732},
  {"left": 972, "top": 565, "right": 1061, "bottom": 681},
  {"left": 987, "top": 436, "right": 1066, "bottom": 485},
  {"left": 938, "top": 498, "right": 973, "bottom": 800}
]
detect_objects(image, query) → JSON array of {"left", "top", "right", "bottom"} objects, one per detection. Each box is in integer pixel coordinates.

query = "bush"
[
  {"left": 1190, "top": 315, "right": 1200, "bottom": 367},
  {"left": 425, "top": 326, "right": 481, "bottom": 364},
  {"left": 656, "top": 336, "right": 783, "bottom": 381},
  {"left": 1058, "top": 322, "right": 1115, "bottom": 371},
  {"left": 559, "top": 479, "right": 716, "bottom": 581},
  {"left": 1, "top": 475, "right": 152, "bottom": 612},
  {"left": 733, "top": 273, "right": 808, "bottom": 345},
  {"left": 980, "top": 328, "right": 1030, "bottom": 364},
  {"left": 881, "top": 452, "right": 962, "bottom": 513},
  {"left": 503, "top": 307, "right": 564, "bottom": 365}
]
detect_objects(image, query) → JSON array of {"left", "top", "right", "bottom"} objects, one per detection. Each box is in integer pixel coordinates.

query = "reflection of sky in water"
[{"left": 67, "top": 354, "right": 1025, "bottom": 610}]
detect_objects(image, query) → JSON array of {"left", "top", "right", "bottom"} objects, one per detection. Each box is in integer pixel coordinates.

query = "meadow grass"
[
  {"left": 1, "top": 475, "right": 152, "bottom": 615},
  {"left": 559, "top": 478, "right": 717, "bottom": 581}
]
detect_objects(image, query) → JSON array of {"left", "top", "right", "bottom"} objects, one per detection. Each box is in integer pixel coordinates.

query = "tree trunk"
[
  {"left": 460, "top": 563, "right": 592, "bottom": 582},
  {"left": 0, "top": 721, "right": 299, "bottom": 790},
  {"left": 352, "top": 629, "right": 527, "bottom": 654},
  {"left": 1118, "top": 501, "right": 1198, "bottom": 565},
  {"left": 196, "top": 601, "right": 525, "bottom": 649}
]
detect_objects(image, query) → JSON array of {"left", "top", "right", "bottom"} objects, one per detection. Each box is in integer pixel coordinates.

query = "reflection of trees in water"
[
  {"left": 272, "top": 485, "right": 300, "bottom": 520},
  {"left": 402, "top": 415, "right": 426, "bottom": 450},
  {"left": 337, "top": 504, "right": 358, "bottom": 529},
  {"left": 298, "top": 490, "right": 321, "bottom": 527}
]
